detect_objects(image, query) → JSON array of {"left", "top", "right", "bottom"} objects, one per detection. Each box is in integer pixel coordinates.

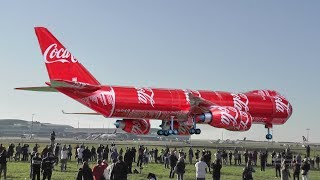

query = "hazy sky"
[{"left": 0, "top": 1, "right": 319, "bottom": 142}]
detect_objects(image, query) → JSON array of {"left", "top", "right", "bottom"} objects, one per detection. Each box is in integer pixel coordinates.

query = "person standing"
[
  {"left": 315, "top": 155, "right": 320, "bottom": 169},
  {"left": 105, "top": 159, "right": 116, "bottom": 180},
  {"left": 169, "top": 151, "right": 178, "bottom": 178},
  {"left": 175, "top": 157, "right": 186, "bottom": 180},
  {"left": 281, "top": 163, "right": 291, "bottom": 180},
  {"left": 275, "top": 153, "right": 282, "bottom": 178},
  {"left": 50, "top": 131, "right": 56, "bottom": 147},
  {"left": 67, "top": 145, "right": 72, "bottom": 161},
  {"left": 41, "top": 152, "right": 55, "bottom": 180},
  {"left": 242, "top": 161, "right": 255, "bottom": 180},
  {"left": 92, "top": 160, "right": 104, "bottom": 180},
  {"left": 188, "top": 148, "right": 194, "bottom": 164},
  {"left": 154, "top": 148, "right": 159, "bottom": 163},
  {"left": 60, "top": 146, "right": 68, "bottom": 171},
  {"left": 83, "top": 146, "right": 91, "bottom": 163},
  {"left": 124, "top": 148, "right": 133, "bottom": 174},
  {"left": 77, "top": 161, "right": 94, "bottom": 180},
  {"left": 91, "top": 146, "right": 97, "bottom": 162},
  {"left": 228, "top": 151, "right": 232, "bottom": 166},
  {"left": 306, "top": 145, "right": 310, "bottom": 158},
  {"left": 110, "top": 156, "right": 128, "bottom": 180},
  {"left": 195, "top": 157, "right": 208, "bottom": 180},
  {"left": 301, "top": 158, "right": 310, "bottom": 180},
  {"left": 211, "top": 159, "right": 222, "bottom": 180},
  {"left": 292, "top": 160, "right": 300, "bottom": 180},
  {"left": 0, "top": 150, "right": 7, "bottom": 180},
  {"left": 15, "top": 143, "right": 22, "bottom": 161},
  {"left": 77, "top": 145, "right": 84, "bottom": 167},
  {"left": 31, "top": 153, "right": 42, "bottom": 180}
]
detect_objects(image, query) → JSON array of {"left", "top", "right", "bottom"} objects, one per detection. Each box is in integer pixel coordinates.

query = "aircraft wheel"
[
  {"left": 164, "top": 130, "right": 170, "bottom": 136},
  {"left": 173, "top": 129, "right": 178, "bottom": 135},
  {"left": 266, "top": 134, "right": 272, "bottom": 140},
  {"left": 168, "top": 129, "right": 174, "bottom": 135},
  {"left": 157, "top": 130, "right": 164, "bottom": 136},
  {"left": 195, "top": 128, "right": 201, "bottom": 134},
  {"left": 189, "top": 128, "right": 195, "bottom": 135}
]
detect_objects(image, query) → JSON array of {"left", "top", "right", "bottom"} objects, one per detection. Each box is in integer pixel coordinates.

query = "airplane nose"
[{"left": 288, "top": 102, "right": 293, "bottom": 117}]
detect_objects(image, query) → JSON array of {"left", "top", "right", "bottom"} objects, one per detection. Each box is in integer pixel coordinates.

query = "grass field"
[
  {"left": 4, "top": 159, "right": 320, "bottom": 180},
  {"left": 1, "top": 140, "right": 319, "bottom": 180}
]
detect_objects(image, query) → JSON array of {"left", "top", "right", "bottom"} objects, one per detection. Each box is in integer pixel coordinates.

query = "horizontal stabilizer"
[
  {"left": 62, "top": 110, "right": 101, "bottom": 115},
  {"left": 15, "top": 86, "right": 58, "bottom": 92},
  {"left": 49, "top": 79, "right": 101, "bottom": 92}
]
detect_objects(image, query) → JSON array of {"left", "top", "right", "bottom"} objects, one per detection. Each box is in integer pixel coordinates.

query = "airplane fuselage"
[{"left": 58, "top": 86, "right": 292, "bottom": 126}]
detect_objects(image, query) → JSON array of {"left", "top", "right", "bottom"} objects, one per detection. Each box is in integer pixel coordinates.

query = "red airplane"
[{"left": 16, "top": 27, "right": 293, "bottom": 139}]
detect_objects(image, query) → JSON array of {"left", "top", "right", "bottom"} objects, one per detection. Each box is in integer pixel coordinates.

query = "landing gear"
[
  {"left": 157, "top": 116, "right": 179, "bottom": 136},
  {"left": 189, "top": 115, "right": 201, "bottom": 135},
  {"left": 266, "top": 133, "right": 272, "bottom": 140},
  {"left": 265, "top": 124, "right": 273, "bottom": 140}
]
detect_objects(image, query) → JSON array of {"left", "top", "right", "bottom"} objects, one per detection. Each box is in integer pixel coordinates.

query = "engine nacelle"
[
  {"left": 197, "top": 106, "right": 252, "bottom": 131},
  {"left": 115, "top": 119, "right": 150, "bottom": 134}
]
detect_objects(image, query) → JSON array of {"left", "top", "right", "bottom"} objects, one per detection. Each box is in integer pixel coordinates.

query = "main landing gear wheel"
[
  {"left": 157, "top": 130, "right": 164, "bottom": 136},
  {"left": 157, "top": 116, "right": 179, "bottom": 136},
  {"left": 266, "top": 134, "right": 272, "bottom": 140},
  {"left": 189, "top": 115, "right": 201, "bottom": 135},
  {"left": 189, "top": 128, "right": 201, "bottom": 135}
]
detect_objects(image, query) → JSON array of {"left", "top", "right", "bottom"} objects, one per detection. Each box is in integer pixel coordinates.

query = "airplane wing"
[
  {"left": 62, "top": 110, "right": 101, "bottom": 115},
  {"left": 188, "top": 92, "right": 216, "bottom": 114}
]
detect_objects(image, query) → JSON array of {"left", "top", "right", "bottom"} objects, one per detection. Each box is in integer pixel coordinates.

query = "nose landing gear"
[{"left": 265, "top": 124, "right": 273, "bottom": 140}]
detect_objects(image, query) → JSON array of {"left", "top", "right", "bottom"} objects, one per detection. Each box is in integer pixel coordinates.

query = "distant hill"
[{"left": 0, "top": 119, "right": 29, "bottom": 125}]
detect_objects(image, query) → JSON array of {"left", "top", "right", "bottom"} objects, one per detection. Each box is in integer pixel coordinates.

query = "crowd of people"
[{"left": 0, "top": 141, "right": 318, "bottom": 180}]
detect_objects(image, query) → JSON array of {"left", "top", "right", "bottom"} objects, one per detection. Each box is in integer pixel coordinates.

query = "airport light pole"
[
  {"left": 31, "top": 114, "right": 35, "bottom": 139},
  {"left": 306, "top": 128, "right": 310, "bottom": 142}
]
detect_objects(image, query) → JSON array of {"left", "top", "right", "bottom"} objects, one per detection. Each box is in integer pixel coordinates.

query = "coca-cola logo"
[
  {"left": 131, "top": 120, "right": 150, "bottom": 134},
  {"left": 217, "top": 107, "right": 238, "bottom": 126},
  {"left": 274, "top": 96, "right": 291, "bottom": 115},
  {"left": 136, "top": 88, "right": 155, "bottom": 107},
  {"left": 44, "top": 44, "right": 78, "bottom": 64},
  {"left": 239, "top": 111, "right": 251, "bottom": 130},
  {"left": 231, "top": 93, "right": 249, "bottom": 112}
]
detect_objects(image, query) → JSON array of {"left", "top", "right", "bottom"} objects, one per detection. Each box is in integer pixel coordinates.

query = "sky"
[{"left": 0, "top": 1, "right": 319, "bottom": 142}]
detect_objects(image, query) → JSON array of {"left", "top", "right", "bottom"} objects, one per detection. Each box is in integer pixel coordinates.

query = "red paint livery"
[{"left": 16, "top": 27, "right": 292, "bottom": 138}]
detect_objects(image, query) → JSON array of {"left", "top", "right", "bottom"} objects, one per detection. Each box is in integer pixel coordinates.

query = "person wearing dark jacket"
[
  {"left": 301, "top": 158, "right": 310, "bottom": 180},
  {"left": 242, "top": 161, "right": 255, "bottom": 180},
  {"left": 292, "top": 160, "right": 300, "bottom": 180},
  {"left": 0, "top": 150, "right": 7, "bottom": 180},
  {"left": 77, "top": 161, "right": 94, "bottom": 180},
  {"left": 83, "top": 146, "right": 91, "bottom": 163},
  {"left": 175, "top": 157, "right": 185, "bottom": 180},
  {"left": 124, "top": 149, "right": 133, "bottom": 174},
  {"left": 169, "top": 151, "right": 178, "bottom": 178},
  {"left": 110, "top": 156, "right": 128, "bottom": 180},
  {"left": 211, "top": 159, "right": 222, "bottom": 180},
  {"left": 31, "top": 153, "right": 42, "bottom": 180},
  {"left": 41, "top": 152, "right": 55, "bottom": 180}
]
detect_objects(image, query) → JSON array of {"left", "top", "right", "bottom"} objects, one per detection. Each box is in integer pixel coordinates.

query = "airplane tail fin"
[{"left": 34, "top": 27, "right": 100, "bottom": 85}]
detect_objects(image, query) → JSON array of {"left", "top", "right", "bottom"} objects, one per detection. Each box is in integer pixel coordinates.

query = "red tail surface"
[{"left": 35, "top": 27, "right": 100, "bottom": 85}]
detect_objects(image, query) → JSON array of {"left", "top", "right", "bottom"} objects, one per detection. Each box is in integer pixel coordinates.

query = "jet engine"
[
  {"left": 197, "top": 106, "right": 252, "bottom": 131},
  {"left": 114, "top": 119, "right": 150, "bottom": 134}
]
